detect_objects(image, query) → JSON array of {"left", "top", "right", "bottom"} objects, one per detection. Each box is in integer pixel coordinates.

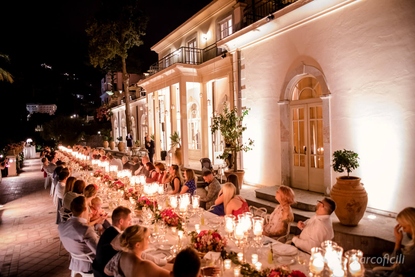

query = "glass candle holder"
[
  {"left": 224, "top": 259, "right": 232, "bottom": 270},
  {"left": 234, "top": 266, "right": 241, "bottom": 277},
  {"left": 345, "top": 250, "right": 364, "bottom": 277},
  {"left": 255, "top": 262, "right": 262, "bottom": 271},
  {"left": 251, "top": 254, "right": 258, "bottom": 264},
  {"left": 237, "top": 252, "right": 243, "bottom": 262},
  {"left": 309, "top": 247, "right": 325, "bottom": 275}
]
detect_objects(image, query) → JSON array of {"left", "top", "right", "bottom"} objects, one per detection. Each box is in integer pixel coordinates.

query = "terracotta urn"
[
  {"left": 330, "top": 177, "right": 368, "bottom": 226},
  {"left": 109, "top": 141, "right": 115, "bottom": 150},
  {"left": 174, "top": 148, "right": 182, "bottom": 165},
  {"left": 224, "top": 170, "right": 245, "bottom": 189},
  {"left": 118, "top": 141, "right": 126, "bottom": 152},
  {"left": 103, "top": 141, "right": 109, "bottom": 149}
]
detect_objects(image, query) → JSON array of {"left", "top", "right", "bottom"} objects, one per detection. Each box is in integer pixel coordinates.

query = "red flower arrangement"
[
  {"left": 159, "top": 208, "right": 182, "bottom": 227},
  {"left": 111, "top": 180, "right": 125, "bottom": 190},
  {"left": 190, "top": 229, "right": 227, "bottom": 253},
  {"left": 93, "top": 170, "right": 104, "bottom": 178},
  {"left": 266, "top": 268, "right": 306, "bottom": 277},
  {"left": 136, "top": 196, "right": 157, "bottom": 210},
  {"left": 124, "top": 187, "right": 139, "bottom": 200}
]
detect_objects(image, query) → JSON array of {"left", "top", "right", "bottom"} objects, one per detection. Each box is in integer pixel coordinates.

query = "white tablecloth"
[{"left": 24, "top": 146, "right": 36, "bottom": 159}]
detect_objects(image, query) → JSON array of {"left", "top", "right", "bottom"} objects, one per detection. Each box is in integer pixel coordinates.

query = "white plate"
[
  {"left": 276, "top": 256, "right": 296, "bottom": 265},
  {"left": 272, "top": 243, "right": 298, "bottom": 256}
]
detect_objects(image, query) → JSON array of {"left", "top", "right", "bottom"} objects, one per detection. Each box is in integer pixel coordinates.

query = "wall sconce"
[
  {"left": 266, "top": 14, "right": 274, "bottom": 22},
  {"left": 139, "top": 106, "right": 143, "bottom": 111},
  {"left": 171, "top": 105, "right": 175, "bottom": 110},
  {"left": 199, "top": 93, "right": 203, "bottom": 98},
  {"left": 202, "top": 34, "right": 208, "bottom": 41},
  {"left": 207, "top": 99, "right": 211, "bottom": 106}
]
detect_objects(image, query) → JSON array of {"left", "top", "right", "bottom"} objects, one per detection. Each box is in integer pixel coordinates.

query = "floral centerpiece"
[
  {"left": 224, "top": 251, "right": 306, "bottom": 277},
  {"left": 110, "top": 180, "right": 125, "bottom": 190},
  {"left": 124, "top": 187, "right": 139, "bottom": 201},
  {"left": 93, "top": 170, "right": 104, "bottom": 178},
  {"left": 158, "top": 208, "right": 182, "bottom": 228},
  {"left": 136, "top": 196, "right": 157, "bottom": 211},
  {"left": 190, "top": 230, "right": 227, "bottom": 253}
]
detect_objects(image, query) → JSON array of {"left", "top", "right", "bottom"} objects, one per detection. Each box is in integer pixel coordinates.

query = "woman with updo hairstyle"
[
  {"left": 263, "top": 185, "right": 295, "bottom": 238},
  {"left": 213, "top": 182, "right": 249, "bottom": 217},
  {"left": 105, "top": 225, "right": 170, "bottom": 277}
]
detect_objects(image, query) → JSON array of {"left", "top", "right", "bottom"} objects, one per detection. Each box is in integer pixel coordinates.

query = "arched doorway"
[{"left": 290, "top": 76, "right": 325, "bottom": 193}]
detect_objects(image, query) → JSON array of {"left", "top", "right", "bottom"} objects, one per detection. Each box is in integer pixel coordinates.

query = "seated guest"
[
  {"left": 84, "top": 184, "right": 108, "bottom": 228},
  {"left": 172, "top": 247, "right": 201, "bottom": 277},
  {"left": 104, "top": 225, "right": 171, "bottom": 277},
  {"left": 129, "top": 156, "right": 140, "bottom": 173},
  {"left": 134, "top": 156, "right": 149, "bottom": 176},
  {"left": 107, "top": 153, "right": 123, "bottom": 171},
  {"left": 145, "top": 162, "right": 158, "bottom": 183},
  {"left": 388, "top": 207, "right": 415, "bottom": 276},
  {"left": 213, "top": 182, "right": 249, "bottom": 216},
  {"left": 90, "top": 196, "right": 108, "bottom": 235},
  {"left": 93, "top": 206, "right": 132, "bottom": 277},
  {"left": 162, "top": 164, "right": 182, "bottom": 194},
  {"left": 263, "top": 185, "right": 295, "bottom": 238},
  {"left": 227, "top": 173, "right": 240, "bottom": 195},
  {"left": 58, "top": 196, "right": 99, "bottom": 274},
  {"left": 197, "top": 170, "right": 221, "bottom": 210},
  {"left": 292, "top": 197, "right": 336, "bottom": 253},
  {"left": 154, "top": 162, "right": 166, "bottom": 184},
  {"left": 180, "top": 169, "right": 196, "bottom": 195},
  {"left": 63, "top": 179, "right": 86, "bottom": 211},
  {"left": 122, "top": 156, "right": 131, "bottom": 170},
  {"left": 56, "top": 170, "right": 70, "bottom": 224}
]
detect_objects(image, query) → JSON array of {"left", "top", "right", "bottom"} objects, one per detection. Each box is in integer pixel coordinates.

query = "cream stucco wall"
[{"left": 238, "top": 0, "right": 415, "bottom": 213}]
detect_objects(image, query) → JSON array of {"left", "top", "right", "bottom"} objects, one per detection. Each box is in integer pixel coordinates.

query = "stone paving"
[{"left": 0, "top": 156, "right": 71, "bottom": 277}]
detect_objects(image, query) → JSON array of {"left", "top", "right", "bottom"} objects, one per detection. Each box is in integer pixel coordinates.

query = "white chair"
[
  {"left": 69, "top": 252, "right": 94, "bottom": 277},
  {"left": 249, "top": 206, "right": 268, "bottom": 219},
  {"left": 264, "top": 215, "right": 293, "bottom": 243},
  {"left": 44, "top": 173, "right": 52, "bottom": 189},
  {"left": 58, "top": 208, "right": 72, "bottom": 256}
]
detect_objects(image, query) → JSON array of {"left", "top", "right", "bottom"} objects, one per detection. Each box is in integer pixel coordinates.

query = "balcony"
[
  {"left": 148, "top": 44, "right": 225, "bottom": 76},
  {"left": 243, "top": 0, "right": 298, "bottom": 27}
]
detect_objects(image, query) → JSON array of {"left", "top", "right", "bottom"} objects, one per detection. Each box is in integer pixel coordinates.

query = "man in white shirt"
[
  {"left": 58, "top": 196, "right": 99, "bottom": 274},
  {"left": 292, "top": 197, "right": 336, "bottom": 253}
]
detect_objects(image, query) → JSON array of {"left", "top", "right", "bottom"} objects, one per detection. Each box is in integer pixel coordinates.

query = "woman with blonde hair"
[
  {"left": 214, "top": 182, "right": 249, "bottom": 216},
  {"left": 388, "top": 207, "right": 415, "bottom": 276},
  {"left": 105, "top": 225, "right": 170, "bottom": 277},
  {"left": 263, "top": 185, "right": 295, "bottom": 238}
]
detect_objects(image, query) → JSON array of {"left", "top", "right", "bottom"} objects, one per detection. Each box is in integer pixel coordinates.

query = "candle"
[
  {"left": 251, "top": 254, "right": 258, "bottom": 264},
  {"left": 255, "top": 262, "right": 262, "bottom": 271},
  {"left": 311, "top": 258, "right": 324, "bottom": 273},
  {"left": 224, "top": 259, "right": 231, "bottom": 270},
  {"left": 178, "top": 230, "right": 184, "bottom": 239},
  {"left": 349, "top": 260, "right": 361, "bottom": 275},
  {"left": 333, "top": 268, "right": 345, "bottom": 277},
  {"left": 195, "top": 224, "right": 200, "bottom": 233},
  {"left": 237, "top": 252, "right": 243, "bottom": 262},
  {"left": 234, "top": 223, "right": 244, "bottom": 240},
  {"left": 234, "top": 267, "right": 240, "bottom": 277}
]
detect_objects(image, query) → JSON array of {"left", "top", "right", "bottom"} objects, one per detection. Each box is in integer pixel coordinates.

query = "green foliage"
[
  {"left": 332, "top": 149, "right": 360, "bottom": 177},
  {"left": 210, "top": 103, "right": 254, "bottom": 171},
  {"left": 0, "top": 53, "right": 14, "bottom": 83},
  {"left": 170, "top": 131, "right": 181, "bottom": 148},
  {"left": 41, "top": 116, "right": 84, "bottom": 146}
]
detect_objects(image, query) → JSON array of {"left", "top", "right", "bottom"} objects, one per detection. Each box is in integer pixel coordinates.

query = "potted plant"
[
  {"left": 170, "top": 131, "right": 182, "bottom": 165},
  {"left": 210, "top": 102, "right": 254, "bottom": 188},
  {"left": 330, "top": 149, "right": 368, "bottom": 226},
  {"left": 102, "top": 135, "right": 109, "bottom": 149}
]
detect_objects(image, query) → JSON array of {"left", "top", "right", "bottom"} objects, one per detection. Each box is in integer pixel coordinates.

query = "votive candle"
[
  {"left": 224, "top": 259, "right": 231, "bottom": 270},
  {"left": 195, "top": 224, "right": 200, "bottom": 233},
  {"left": 237, "top": 252, "right": 243, "bottom": 262},
  {"left": 251, "top": 254, "right": 258, "bottom": 264},
  {"left": 178, "top": 230, "right": 184, "bottom": 239},
  {"left": 255, "top": 262, "right": 262, "bottom": 271},
  {"left": 234, "top": 267, "right": 240, "bottom": 277}
]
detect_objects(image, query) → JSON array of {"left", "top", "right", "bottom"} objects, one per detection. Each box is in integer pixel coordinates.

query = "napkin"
[
  {"left": 142, "top": 250, "right": 168, "bottom": 266},
  {"left": 203, "top": 251, "right": 221, "bottom": 261}
]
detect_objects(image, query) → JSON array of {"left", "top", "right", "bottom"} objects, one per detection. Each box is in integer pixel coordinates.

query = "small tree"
[
  {"left": 86, "top": 0, "right": 148, "bottom": 134},
  {"left": 332, "top": 149, "right": 360, "bottom": 178},
  {"left": 0, "top": 53, "right": 14, "bottom": 83},
  {"left": 210, "top": 103, "right": 254, "bottom": 171}
]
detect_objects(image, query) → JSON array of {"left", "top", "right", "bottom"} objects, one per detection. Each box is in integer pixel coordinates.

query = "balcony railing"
[
  {"left": 148, "top": 44, "right": 224, "bottom": 75},
  {"left": 146, "top": 0, "right": 297, "bottom": 76}
]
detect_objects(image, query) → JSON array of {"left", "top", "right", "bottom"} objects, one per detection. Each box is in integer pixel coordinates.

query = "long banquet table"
[{"left": 100, "top": 198, "right": 309, "bottom": 276}]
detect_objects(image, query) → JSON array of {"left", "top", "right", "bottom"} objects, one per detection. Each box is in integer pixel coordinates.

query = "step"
[{"left": 240, "top": 185, "right": 398, "bottom": 257}]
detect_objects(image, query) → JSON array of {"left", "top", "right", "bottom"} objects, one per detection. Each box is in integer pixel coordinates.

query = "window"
[
  {"left": 187, "top": 39, "right": 197, "bottom": 65},
  {"left": 219, "top": 16, "right": 233, "bottom": 40}
]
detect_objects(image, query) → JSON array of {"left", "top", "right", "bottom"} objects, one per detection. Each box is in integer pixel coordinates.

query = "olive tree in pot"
[
  {"left": 210, "top": 103, "right": 254, "bottom": 189},
  {"left": 170, "top": 131, "right": 182, "bottom": 165},
  {"left": 330, "top": 149, "right": 368, "bottom": 226}
]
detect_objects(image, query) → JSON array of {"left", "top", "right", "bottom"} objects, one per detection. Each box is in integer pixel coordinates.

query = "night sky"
[{"left": 0, "top": 0, "right": 212, "bottom": 147}]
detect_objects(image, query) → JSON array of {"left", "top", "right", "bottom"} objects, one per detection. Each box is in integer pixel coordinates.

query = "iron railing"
[{"left": 146, "top": 0, "right": 298, "bottom": 76}]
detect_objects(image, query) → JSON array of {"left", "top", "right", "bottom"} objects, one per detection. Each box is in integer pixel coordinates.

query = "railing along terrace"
[
  {"left": 243, "top": 0, "right": 297, "bottom": 27},
  {"left": 148, "top": 44, "right": 223, "bottom": 76}
]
